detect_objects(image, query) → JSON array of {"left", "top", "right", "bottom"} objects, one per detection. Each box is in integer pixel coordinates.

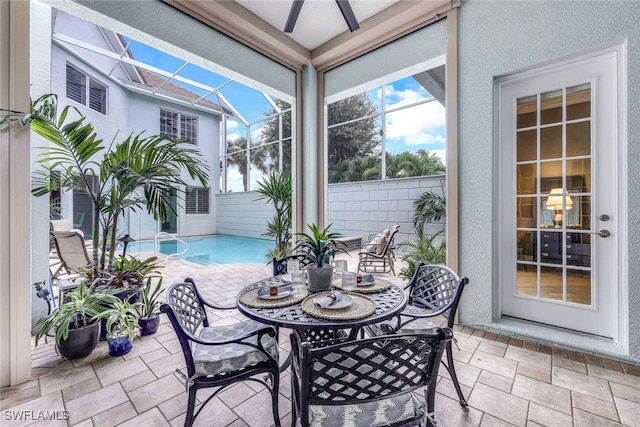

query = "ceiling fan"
[{"left": 284, "top": 0, "right": 360, "bottom": 33}]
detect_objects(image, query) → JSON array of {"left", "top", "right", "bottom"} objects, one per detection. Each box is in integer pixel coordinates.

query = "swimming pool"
[{"left": 127, "top": 234, "right": 275, "bottom": 265}]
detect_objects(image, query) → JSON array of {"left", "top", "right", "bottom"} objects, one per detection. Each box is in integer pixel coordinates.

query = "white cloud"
[{"left": 385, "top": 100, "right": 446, "bottom": 147}]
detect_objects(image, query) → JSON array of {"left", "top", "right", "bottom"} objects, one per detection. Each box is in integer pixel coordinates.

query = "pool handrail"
[{"left": 154, "top": 232, "right": 188, "bottom": 261}]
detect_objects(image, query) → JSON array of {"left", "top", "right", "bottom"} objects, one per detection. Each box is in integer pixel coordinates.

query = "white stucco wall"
[
  {"left": 48, "top": 16, "right": 221, "bottom": 242},
  {"left": 457, "top": 0, "right": 640, "bottom": 359}
]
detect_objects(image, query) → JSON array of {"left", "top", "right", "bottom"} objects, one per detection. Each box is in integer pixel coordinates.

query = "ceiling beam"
[
  {"left": 311, "top": 0, "right": 456, "bottom": 70},
  {"left": 163, "top": 0, "right": 311, "bottom": 70},
  {"left": 335, "top": 0, "right": 359, "bottom": 32},
  {"left": 163, "top": 0, "right": 458, "bottom": 72},
  {"left": 284, "top": 0, "right": 304, "bottom": 33}
]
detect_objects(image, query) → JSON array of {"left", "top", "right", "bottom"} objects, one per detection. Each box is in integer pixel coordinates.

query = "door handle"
[{"left": 592, "top": 230, "right": 611, "bottom": 238}]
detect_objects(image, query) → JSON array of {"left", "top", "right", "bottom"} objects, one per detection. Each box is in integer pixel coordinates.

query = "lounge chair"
[
  {"left": 50, "top": 230, "right": 91, "bottom": 277},
  {"left": 357, "top": 224, "right": 400, "bottom": 274}
]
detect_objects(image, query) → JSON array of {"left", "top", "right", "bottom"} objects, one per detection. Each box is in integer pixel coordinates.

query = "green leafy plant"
[
  {"left": 254, "top": 170, "right": 292, "bottom": 260},
  {"left": 294, "top": 224, "right": 347, "bottom": 267},
  {"left": 137, "top": 278, "right": 164, "bottom": 319},
  {"left": 398, "top": 230, "right": 447, "bottom": 280},
  {"left": 96, "top": 298, "right": 140, "bottom": 341},
  {"left": 34, "top": 282, "right": 118, "bottom": 346}
]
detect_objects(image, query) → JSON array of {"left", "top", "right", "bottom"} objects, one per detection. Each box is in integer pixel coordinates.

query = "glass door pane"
[{"left": 515, "top": 84, "right": 592, "bottom": 305}]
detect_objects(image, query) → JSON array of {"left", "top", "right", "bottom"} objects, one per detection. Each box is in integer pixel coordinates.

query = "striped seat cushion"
[
  {"left": 193, "top": 320, "right": 278, "bottom": 377},
  {"left": 306, "top": 391, "right": 424, "bottom": 427}
]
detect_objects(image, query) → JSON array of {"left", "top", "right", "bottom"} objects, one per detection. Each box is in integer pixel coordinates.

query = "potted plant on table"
[
  {"left": 96, "top": 298, "right": 140, "bottom": 356},
  {"left": 34, "top": 282, "right": 119, "bottom": 360},
  {"left": 294, "top": 224, "right": 347, "bottom": 292},
  {"left": 137, "top": 278, "right": 164, "bottom": 336}
]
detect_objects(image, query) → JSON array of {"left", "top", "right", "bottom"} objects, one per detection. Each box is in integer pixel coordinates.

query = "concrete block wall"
[
  {"left": 215, "top": 175, "right": 447, "bottom": 245},
  {"left": 327, "top": 175, "right": 446, "bottom": 246}
]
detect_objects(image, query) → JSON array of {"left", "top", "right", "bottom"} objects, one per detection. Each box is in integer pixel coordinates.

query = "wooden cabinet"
[{"left": 540, "top": 232, "right": 591, "bottom": 267}]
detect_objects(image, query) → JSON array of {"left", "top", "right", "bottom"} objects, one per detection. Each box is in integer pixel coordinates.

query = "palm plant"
[
  {"left": 254, "top": 170, "right": 292, "bottom": 259},
  {"left": 397, "top": 188, "right": 447, "bottom": 279},
  {"left": 294, "top": 223, "right": 346, "bottom": 267},
  {"left": 30, "top": 94, "right": 209, "bottom": 279},
  {"left": 397, "top": 230, "right": 446, "bottom": 279}
]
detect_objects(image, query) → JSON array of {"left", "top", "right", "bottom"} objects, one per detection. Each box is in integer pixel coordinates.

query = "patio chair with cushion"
[
  {"left": 161, "top": 279, "right": 281, "bottom": 427},
  {"left": 290, "top": 328, "right": 452, "bottom": 427},
  {"left": 365, "top": 263, "right": 470, "bottom": 407},
  {"left": 357, "top": 223, "right": 400, "bottom": 274}
]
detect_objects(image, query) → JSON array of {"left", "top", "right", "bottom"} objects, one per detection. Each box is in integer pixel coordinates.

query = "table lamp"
[{"left": 546, "top": 188, "right": 573, "bottom": 228}]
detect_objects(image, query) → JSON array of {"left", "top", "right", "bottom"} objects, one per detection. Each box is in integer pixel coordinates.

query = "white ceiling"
[{"left": 235, "top": 0, "right": 400, "bottom": 50}]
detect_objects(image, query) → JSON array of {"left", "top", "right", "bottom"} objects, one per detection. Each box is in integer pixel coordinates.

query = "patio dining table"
[{"left": 236, "top": 275, "right": 408, "bottom": 346}]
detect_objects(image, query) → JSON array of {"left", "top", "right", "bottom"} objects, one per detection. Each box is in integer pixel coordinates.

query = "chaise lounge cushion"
[{"left": 193, "top": 320, "right": 278, "bottom": 377}]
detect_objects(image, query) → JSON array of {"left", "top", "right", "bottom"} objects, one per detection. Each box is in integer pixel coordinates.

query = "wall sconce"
[{"left": 546, "top": 188, "right": 573, "bottom": 228}]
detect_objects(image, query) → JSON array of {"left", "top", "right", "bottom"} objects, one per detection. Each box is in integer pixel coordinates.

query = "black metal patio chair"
[
  {"left": 365, "top": 263, "right": 470, "bottom": 407},
  {"left": 290, "top": 328, "right": 452, "bottom": 427},
  {"left": 161, "top": 279, "right": 281, "bottom": 427},
  {"left": 272, "top": 253, "right": 314, "bottom": 276}
]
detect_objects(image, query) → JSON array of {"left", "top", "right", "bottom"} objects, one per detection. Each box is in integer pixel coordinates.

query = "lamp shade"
[{"left": 546, "top": 188, "right": 573, "bottom": 210}]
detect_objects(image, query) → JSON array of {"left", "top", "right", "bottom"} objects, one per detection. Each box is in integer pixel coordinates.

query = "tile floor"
[{"left": 2, "top": 253, "right": 640, "bottom": 426}]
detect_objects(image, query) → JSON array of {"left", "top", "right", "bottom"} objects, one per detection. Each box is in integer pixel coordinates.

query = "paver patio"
[{"left": 2, "top": 254, "right": 640, "bottom": 426}]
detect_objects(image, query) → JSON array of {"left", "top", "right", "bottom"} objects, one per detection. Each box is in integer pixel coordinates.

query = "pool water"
[{"left": 127, "top": 234, "right": 275, "bottom": 265}]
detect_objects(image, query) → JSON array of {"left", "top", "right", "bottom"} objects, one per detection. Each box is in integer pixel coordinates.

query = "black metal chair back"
[
  {"left": 272, "top": 253, "right": 313, "bottom": 276},
  {"left": 406, "top": 263, "right": 470, "bottom": 328},
  {"left": 161, "top": 279, "right": 281, "bottom": 427},
  {"left": 290, "top": 329, "right": 452, "bottom": 427}
]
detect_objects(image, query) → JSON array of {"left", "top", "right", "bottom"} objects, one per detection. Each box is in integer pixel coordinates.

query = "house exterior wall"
[
  {"left": 126, "top": 93, "right": 220, "bottom": 239},
  {"left": 457, "top": 0, "right": 640, "bottom": 360},
  {"left": 48, "top": 17, "right": 221, "bottom": 241}
]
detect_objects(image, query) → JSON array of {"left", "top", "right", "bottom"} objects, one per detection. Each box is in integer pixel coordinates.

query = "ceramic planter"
[
  {"left": 138, "top": 316, "right": 160, "bottom": 336},
  {"left": 106, "top": 332, "right": 133, "bottom": 356},
  {"left": 57, "top": 321, "right": 101, "bottom": 360},
  {"left": 307, "top": 265, "right": 334, "bottom": 293}
]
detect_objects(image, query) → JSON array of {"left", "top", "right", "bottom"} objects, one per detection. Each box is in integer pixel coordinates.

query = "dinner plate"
[
  {"left": 357, "top": 280, "right": 375, "bottom": 287},
  {"left": 258, "top": 284, "right": 293, "bottom": 300},
  {"left": 323, "top": 295, "right": 354, "bottom": 310}
]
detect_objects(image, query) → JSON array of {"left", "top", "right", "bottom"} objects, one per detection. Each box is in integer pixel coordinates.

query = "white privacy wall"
[
  {"left": 215, "top": 175, "right": 447, "bottom": 245},
  {"left": 328, "top": 175, "right": 446, "bottom": 244},
  {"left": 215, "top": 192, "right": 276, "bottom": 239},
  {"left": 456, "top": 0, "right": 640, "bottom": 358}
]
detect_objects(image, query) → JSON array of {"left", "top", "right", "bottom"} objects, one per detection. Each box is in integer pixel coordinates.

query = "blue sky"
[{"left": 127, "top": 38, "right": 447, "bottom": 173}]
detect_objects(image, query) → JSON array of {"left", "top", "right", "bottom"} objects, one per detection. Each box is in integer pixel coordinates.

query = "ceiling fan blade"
[
  {"left": 335, "top": 0, "right": 360, "bottom": 32},
  {"left": 284, "top": 0, "right": 304, "bottom": 33}
]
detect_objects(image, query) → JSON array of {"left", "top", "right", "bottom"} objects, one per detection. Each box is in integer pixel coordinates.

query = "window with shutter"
[
  {"left": 160, "top": 109, "right": 197, "bottom": 144},
  {"left": 66, "top": 63, "right": 107, "bottom": 114},
  {"left": 66, "top": 65, "right": 86, "bottom": 105},
  {"left": 89, "top": 79, "right": 107, "bottom": 114},
  {"left": 185, "top": 187, "right": 209, "bottom": 214}
]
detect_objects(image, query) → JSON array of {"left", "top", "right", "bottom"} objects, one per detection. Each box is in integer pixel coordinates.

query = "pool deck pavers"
[{"left": 2, "top": 253, "right": 640, "bottom": 426}]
